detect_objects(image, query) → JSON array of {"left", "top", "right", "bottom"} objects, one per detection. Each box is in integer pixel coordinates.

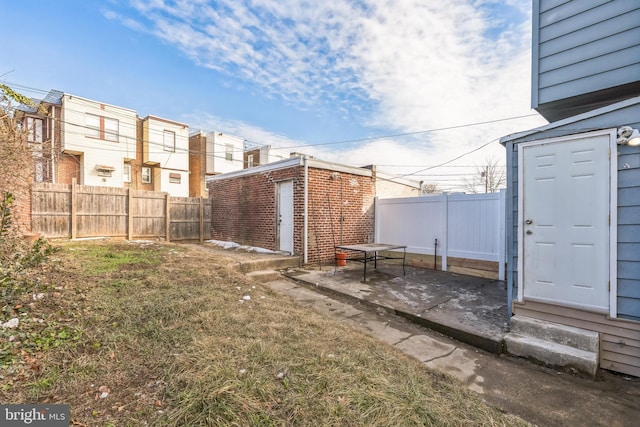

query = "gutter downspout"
[
  {"left": 303, "top": 155, "right": 309, "bottom": 265},
  {"left": 51, "top": 106, "right": 56, "bottom": 183}
]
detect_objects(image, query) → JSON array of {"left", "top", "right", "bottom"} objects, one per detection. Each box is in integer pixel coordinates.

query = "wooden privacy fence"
[
  {"left": 31, "top": 182, "right": 211, "bottom": 241},
  {"left": 375, "top": 190, "right": 506, "bottom": 279}
]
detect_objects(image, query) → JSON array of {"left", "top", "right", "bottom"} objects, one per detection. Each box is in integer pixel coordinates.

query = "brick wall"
[
  {"left": 208, "top": 166, "right": 303, "bottom": 252},
  {"left": 244, "top": 148, "right": 261, "bottom": 168},
  {"left": 307, "top": 168, "right": 375, "bottom": 264},
  {"left": 9, "top": 178, "right": 33, "bottom": 233},
  {"left": 207, "top": 164, "right": 375, "bottom": 264},
  {"left": 56, "top": 153, "right": 81, "bottom": 184}
]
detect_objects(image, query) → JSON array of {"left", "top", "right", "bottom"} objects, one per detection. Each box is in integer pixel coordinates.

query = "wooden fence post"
[
  {"left": 199, "top": 197, "right": 204, "bottom": 243},
  {"left": 165, "top": 193, "right": 171, "bottom": 242},
  {"left": 71, "top": 178, "right": 77, "bottom": 239},
  {"left": 127, "top": 188, "right": 134, "bottom": 240}
]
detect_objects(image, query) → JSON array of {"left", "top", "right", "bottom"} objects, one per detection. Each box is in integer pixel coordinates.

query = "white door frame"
[
  {"left": 276, "top": 180, "right": 294, "bottom": 254},
  {"left": 517, "top": 129, "right": 618, "bottom": 317}
]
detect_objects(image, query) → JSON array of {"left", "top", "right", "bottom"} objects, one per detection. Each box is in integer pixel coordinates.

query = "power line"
[
  {"left": 245, "top": 113, "right": 540, "bottom": 150},
  {"left": 4, "top": 80, "right": 543, "bottom": 152},
  {"left": 2, "top": 81, "right": 534, "bottom": 185}
]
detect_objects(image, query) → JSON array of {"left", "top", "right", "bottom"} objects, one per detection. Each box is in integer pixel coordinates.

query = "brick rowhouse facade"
[{"left": 207, "top": 158, "right": 376, "bottom": 264}]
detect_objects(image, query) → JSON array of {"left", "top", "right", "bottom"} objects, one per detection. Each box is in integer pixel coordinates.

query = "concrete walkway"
[{"left": 275, "top": 264, "right": 639, "bottom": 427}]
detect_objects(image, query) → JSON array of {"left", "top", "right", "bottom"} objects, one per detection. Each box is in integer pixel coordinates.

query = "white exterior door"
[
  {"left": 519, "top": 131, "right": 613, "bottom": 312},
  {"left": 277, "top": 181, "right": 294, "bottom": 254}
]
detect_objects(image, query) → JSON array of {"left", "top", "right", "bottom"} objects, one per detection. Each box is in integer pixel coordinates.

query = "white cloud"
[{"left": 118, "top": 0, "right": 547, "bottom": 190}]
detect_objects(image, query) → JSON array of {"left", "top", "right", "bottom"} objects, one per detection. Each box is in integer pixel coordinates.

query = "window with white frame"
[
  {"left": 85, "top": 113, "right": 119, "bottom": 141},
  {"left": 86, "top": 114, "right": 100, "bottom": 138},
  {"left": 123, "top": 163, "right": 132, "bottom": 183},
  {"left": 142, "top": 166, "right": 152, "bottom": 184},
  {"left": 247, "top": 154, "right": 254, "bottom": 168},
  {"left": 163, "top": 130, "right": 176, "bottom": 152},
  {"left": 26, "top": 117, "right": 44, "bottom": 143},
  {"left": 225, "top": 144, "right": 233, "bottom": 161},
  {"left": 104, "top": 117, "right": 119, "bottom": 142}
]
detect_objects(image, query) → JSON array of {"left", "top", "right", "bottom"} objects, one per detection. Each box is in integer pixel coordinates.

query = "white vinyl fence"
[{"left": 375, "top": 190, "right": 506, "bottom": 280}]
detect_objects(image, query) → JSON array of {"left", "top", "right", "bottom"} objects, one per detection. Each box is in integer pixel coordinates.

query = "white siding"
[
  {"left": 142, "top": 116, "right": 190, "bottom": 197},
  {"left": 205, "top": 132, "right": 245, "bottom": 174},
  {"left": 260, "top": 146, "right": 290, "bottom": 164},
  {"left": 142, "top": 116, "right": 189, "bottom": 171},
  {"left": 60, "top": 95, "right": 137, "bottom": 187},
  {"left": 158, "top": 169, "right": 189, "bottom": 197}
]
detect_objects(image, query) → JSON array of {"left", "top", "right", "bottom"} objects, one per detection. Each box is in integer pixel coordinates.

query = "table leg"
[{"left": 363, "top": 253, "right": 367, "bottom": 281}]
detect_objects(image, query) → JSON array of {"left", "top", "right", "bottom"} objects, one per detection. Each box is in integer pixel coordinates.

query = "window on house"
[
  {"left": 247, "top": 154, "right": 254, "bottom": 168},
  {"left": 104, "top": 117, "right": 119, "bottom": 142},
  {"left": 123, "top": 163, "right": 132, "bottom": 183},
  {"left": 26, "top": 117, "right": 44, "bottom": 143},
  {"left": 163, "top": 130, "right": 176, "bottom": 152},
  {"left": 85, "top": 113, "right": 119, "bottom": 141},
  {"left": 169, "top": 173, "right": 181, "bottom": 183},
  {"left": 142, "top": 166, "right": 152, "bottom": 184},
  {"left": 86, "top": 114, "right": 100, "bottom": 138},
  {"left": 225, "top": 144, "right": 233, "bottom": 161},
  {"left": 33, "top": 150, "right": 44, "bottom": 182}
]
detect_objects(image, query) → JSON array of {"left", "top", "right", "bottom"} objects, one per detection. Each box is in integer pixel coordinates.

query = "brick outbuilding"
[{"left": 206, "top": 156, "right": 382, "bottom": 265}]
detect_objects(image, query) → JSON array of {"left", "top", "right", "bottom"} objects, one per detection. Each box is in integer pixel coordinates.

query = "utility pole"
[
  {"left": 485, "top": 165, "right": 488, "bottom": 193},
  {"left": 481, "top": 166, "right": 488, "bottom": 193}
]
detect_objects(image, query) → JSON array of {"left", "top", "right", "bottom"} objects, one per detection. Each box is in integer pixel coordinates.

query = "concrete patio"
[{"left": 284, "top": 261, "right": 509, "bottom": 355}]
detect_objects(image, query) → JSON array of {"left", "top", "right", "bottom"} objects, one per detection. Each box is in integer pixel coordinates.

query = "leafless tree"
[
  {"left": 463, "top": 157, "right": 506, "bottom": 194},
  {"left": 0, "top": 84, "right": 32, "bottom": 193},
  {"left": 421, "top": 182, "right": 440, "bottom": 195}
]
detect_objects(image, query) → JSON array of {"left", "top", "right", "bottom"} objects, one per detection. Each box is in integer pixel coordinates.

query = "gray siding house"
[
  {"left": 501, "top": 0, "right": 640, "bottom": 377},
  {"left": 532, "top": 0, "right": 640, "bottom": 121}
]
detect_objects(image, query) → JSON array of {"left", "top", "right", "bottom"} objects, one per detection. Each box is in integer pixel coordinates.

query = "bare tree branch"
[{"left": 463, "top": 157, "right": 505, "bottom": 193}]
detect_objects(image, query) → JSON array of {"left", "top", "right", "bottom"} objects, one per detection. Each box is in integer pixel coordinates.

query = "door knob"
[
  {"left": 525, "top": 219, "right": 533, "bottom": 225},
  {"left": 526, "top": 230, "right": 533, "bottom": 235}
]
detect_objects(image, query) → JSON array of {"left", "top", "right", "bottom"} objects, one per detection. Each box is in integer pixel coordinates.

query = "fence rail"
[
  {"left": 375, "top": 191, "right": 506, "bottom": 279},
  {"left": 31, "top": 182, "right": 211, "bottom": 241}
]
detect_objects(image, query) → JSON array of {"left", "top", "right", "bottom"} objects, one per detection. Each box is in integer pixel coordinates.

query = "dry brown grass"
[{"left": 0, "top": 240, "right": 529, "bottom": 426}]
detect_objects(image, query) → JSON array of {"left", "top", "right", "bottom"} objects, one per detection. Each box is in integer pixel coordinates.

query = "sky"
[{"left": 1, "top": 0, "right": 547, "bottom": 192}]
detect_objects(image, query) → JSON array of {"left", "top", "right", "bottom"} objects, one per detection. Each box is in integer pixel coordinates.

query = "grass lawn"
[{"left": 0, "top": 240, "right": 528, "bottom": 426}]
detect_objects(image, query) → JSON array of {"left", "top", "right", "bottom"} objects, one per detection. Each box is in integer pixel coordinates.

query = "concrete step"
[
  {"left": 504, "top": 333, "right": 598, "bottom": 377},
  {"left": 246, "top": 270, "right": 283, "bottom": 282},
  {"left": 510, "top": 315, "right": 598, "bottom": 352},
  {"left": 235, "top": 256, "right": 300, "bottom": 273}
]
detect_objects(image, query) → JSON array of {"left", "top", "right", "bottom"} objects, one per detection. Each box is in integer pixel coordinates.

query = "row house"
[
  {"left": 14, "top": 90, "right": 214, "bottom": 197},
  {"left": 243, "top": 144, "right": 290, "bottom": 168},
  {"left": 137, "top": 115, "right": 190, "bottom": 196},
  {"left": 188, "top": 130, "right": 245, "bottom": 197}
]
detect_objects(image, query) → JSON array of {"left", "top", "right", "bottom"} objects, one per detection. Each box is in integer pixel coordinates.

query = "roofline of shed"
[
  {"left": 500, "top": 95, "right": 640, "bottom": 144},
  {"left": 205, "top": 156, "right": 373, "bottom": 182}
]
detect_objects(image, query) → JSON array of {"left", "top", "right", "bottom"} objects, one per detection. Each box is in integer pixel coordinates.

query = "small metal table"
[{"left": 334, "top": 243, "right": 407, "bottom": 281}]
